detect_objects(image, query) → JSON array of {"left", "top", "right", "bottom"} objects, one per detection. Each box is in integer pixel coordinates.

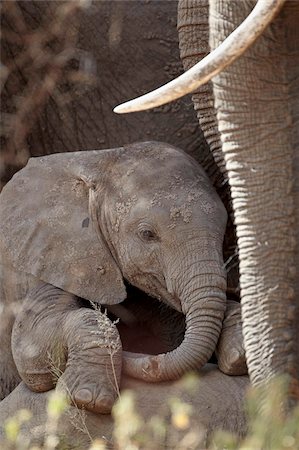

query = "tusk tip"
[{"left": 113, "top": 103, "right": 131, "bottom": 114}]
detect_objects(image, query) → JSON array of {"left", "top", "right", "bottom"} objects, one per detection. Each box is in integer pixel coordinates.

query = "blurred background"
[{"left": 0, "top": 0, "right": 209, "bottom": 190}]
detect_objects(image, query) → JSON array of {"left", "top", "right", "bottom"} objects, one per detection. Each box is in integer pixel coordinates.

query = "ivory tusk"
[{"left": 114, "top": 0, "right": 285, "bottom": 114}]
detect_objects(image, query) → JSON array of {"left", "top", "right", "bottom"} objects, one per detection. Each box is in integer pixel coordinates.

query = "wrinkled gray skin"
[
  {"left": 177, "top": 0, "right": 299, "bottom": 399},
  {"left": 0, "top": 1, "right": 248, "bottom": 438},
  {"left": 0, "top": 142, "right": 246, "bottom": 415}
]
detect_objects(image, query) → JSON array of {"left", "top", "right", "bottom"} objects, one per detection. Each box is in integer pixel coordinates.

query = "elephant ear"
[{"left": 0, "top": 150, "right": 126, "bottom": 305}]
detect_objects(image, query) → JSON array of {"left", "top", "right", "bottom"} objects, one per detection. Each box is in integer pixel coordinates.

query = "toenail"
[
  {"left": 75, "top": 388, "right": 93, "bottom": 404},
  {"left": 96, "top": 395, "right": 114, "bottom": 414}
]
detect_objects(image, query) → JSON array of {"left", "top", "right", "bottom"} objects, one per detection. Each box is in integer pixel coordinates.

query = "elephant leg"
[
  {"left": 0, "top": 259, "right": 37, "bottom": 400},
  {"left": 11, "top": 282, "right": 122, "bottom": 414},
  {"left": 216, "top": 300, "right": 247, "bottom": 375}
]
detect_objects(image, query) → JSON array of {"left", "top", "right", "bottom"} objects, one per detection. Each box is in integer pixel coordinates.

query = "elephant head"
[
  {"left": 0, "top": 141, "right": 228, "bottom": 382},
  {"left": 113, "top": 0, "right": 299, "bottom": 401}
]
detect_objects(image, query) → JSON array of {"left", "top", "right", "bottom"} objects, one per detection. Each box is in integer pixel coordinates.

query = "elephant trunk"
[{"left": 123, "top": 250, "right": 226, "bottom": 382}]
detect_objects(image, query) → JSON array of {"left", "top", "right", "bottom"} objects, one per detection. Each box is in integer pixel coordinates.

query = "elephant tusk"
[{"left": 114, "top": 0, "right": 285, "bottom": 114}]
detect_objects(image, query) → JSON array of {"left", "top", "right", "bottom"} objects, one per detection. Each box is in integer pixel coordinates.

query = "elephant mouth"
[{"left": 108, "top": 283, "right": 186, "bottom": 356}]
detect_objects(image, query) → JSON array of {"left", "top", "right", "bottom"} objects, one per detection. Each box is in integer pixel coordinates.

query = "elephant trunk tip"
[{"left": 123, "top": 352, "right": 165, "bottom": 382}]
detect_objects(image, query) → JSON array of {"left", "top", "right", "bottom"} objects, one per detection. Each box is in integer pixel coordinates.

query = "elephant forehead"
[
  {"left": 116, "top": 166, "right": 214, "bottom": 199},
  {"left": 113, "top": 143, "right": 211, "bottom": 189},
  {"left": 111, "top": 190, "right": 222, "bottom": 233},
  {"left": 118, "top": 174, "right": 220, "bottom": 213}
]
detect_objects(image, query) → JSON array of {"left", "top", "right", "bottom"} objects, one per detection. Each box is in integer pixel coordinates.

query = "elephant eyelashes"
[{"left": 139, "top": 228, "right": 158, "bottom": 242}]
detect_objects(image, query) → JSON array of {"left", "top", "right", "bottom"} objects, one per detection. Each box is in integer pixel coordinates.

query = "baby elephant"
[{"left": 0, "top": 141, "right": 246, "bottom": 414}]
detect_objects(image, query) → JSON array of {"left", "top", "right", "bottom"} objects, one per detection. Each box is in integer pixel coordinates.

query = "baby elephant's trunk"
[{"left": 123, "top": 250, "right": 227, "bottom": 381}]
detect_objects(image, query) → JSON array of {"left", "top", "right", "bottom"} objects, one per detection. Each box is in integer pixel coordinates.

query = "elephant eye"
[{"left": 139, "top": 228, "right": 158, "bottom": 242}]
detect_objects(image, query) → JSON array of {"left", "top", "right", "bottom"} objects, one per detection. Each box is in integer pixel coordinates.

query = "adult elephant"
[{"left": 114, "top": 0, "right": 299, "bottom": 403}]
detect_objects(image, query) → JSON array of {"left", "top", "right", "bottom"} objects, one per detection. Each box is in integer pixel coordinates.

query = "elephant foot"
[
  {"left": 49, "top": 309, "right": 123, "bottom": 414},
  {"left": 12, "top": 283, "right": 122, "bottom": 415},
  {"left": 56, "top": 350, "right": 119, "bottom": 414},
  {"left": 58, "top": 310, "right": 122, "bottom": 414}
]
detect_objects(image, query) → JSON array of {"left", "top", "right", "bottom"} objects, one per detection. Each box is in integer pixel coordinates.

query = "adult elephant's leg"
[
  {"left": 210, "top": 0, "right": 299, "bottom": 400},
  {"left": 177, "top": 0, "right": 239, "bottom": 299},
  {"left": 178, "top": 0, "right": 226, "bottom": 185},
  {"left": 11, "top": 283, "right": 122, "bottom": 414}
]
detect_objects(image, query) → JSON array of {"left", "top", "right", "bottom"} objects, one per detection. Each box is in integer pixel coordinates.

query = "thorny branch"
[{"left": 0, "top": 0, "right": 93, "bottom": 190}]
